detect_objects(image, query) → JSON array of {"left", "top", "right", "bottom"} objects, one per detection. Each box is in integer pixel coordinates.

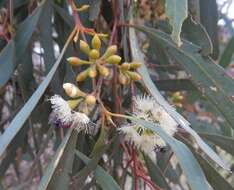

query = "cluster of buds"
[
  {"left": 63, "top": 83, "right": 96, "bottom": 110},
  {"left": 117, "top": 62, "right": 142, "bottom": 85},
  {"left": 67, "top": 34, "right": 142, "bottom": 85},
  {"left": 67, "top": 34, "right": 121, "bottom": 81}
]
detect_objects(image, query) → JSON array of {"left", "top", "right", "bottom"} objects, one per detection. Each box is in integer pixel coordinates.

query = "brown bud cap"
[
  {"left": 101, "top": 45, "right": 117, "bottom": 59},
  {"left": 85, "top": 95, "right": 96, "bottom": 105},
  {"left": 120, "top": 62, "right": 130, "bottom": 70},
  {"left": 88, "top": 66, "right": 97, "bottom": 78},
  {"left": 127, "top": 71, "right": 142, "bottom": 81},
  {"left": 89, "top": 49, "right": 100, "bottom": 60},
  {"left": 76, "top": 69, "right": 89, "bottom": 82},
  {"left": 97, "top": 64, "right": 109, "bottom": 77},
  {"left": 67, "top": 57, "right": 91, "bottom": 66},
  {"left": 118, "top": 72, "right": 129, "bottom": 85},
  {"left": 80, "top": 40, "right": 90, "bottom": 55},
  {"left": 106, "top": 55, "right": 122, "bottom": 65},
  {"left": 92, "top": 34, "right": 101, "bottom": 50},
  {"left": 130, "top": 62, "right": 142, "bottom": 69}
]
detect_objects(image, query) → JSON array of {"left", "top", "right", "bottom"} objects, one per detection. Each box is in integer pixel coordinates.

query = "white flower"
[
  {"left": 49, "top": 95, "right": 92, "bottom": 133},
  {"left": 119, "top": 95, "right": 177, "bottom": 154},
  {"left": 50, "top": 95, "right": 73, "bottom": 125}
]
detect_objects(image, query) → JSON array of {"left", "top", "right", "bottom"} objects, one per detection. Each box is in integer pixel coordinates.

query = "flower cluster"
[{"left": 119, "top": 95, "right": 177, "bottom": 154}]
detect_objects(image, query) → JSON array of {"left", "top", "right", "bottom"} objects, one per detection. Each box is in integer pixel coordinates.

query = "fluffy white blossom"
[
  {"left": 119, "top": 95, "right": 177, "bottom": 153},
  {"left": 49, "top": 95, "right": 92, "bottom": 133}
]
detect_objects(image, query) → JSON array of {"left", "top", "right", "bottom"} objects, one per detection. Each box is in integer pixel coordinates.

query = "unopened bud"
[
  {"left": 77, "top": 5, "right": 89, "bottom": 11},
  {"left": 67, "top": 99, "right": 81, "bottom": 109},
  {"left": 67, "top": 57, "right": 91, "bottom": 66},
  {"left": 120, "top": 62, "right": 130, "bottom": 70},
  {"left": 63, "top": 83, "right": 86, "bottom": 98},
  {"left": 80, "top": 40, "right": 90, "bottom": 55},
  {"left": 85, "top": 95, "right": 96, "bottom": 105},
  {"left": 130, "top": 62, "right": 142, "bottom": 69},
  {"left": 97, "top": 64, "right": 109, "bottom": 77},
  {"left": 88, "top": 66, "right": 97, "bottom": 78},
  {"left": 118, "top": 72, "right": 129, "bottom": 85},
  {"left": 101, "top": 45, "right": 117, "bottom": 59},
  {"left": 89, "top": 49, "right": 100, "bottom": 60},
  {"left": 76, "top": 69, "right": 89, "bottom": 82},
  {"left": 127, "top": 71, "right": 141, "bottom": 81},
  {"left": 92, "top": 34, "right": 101, "bottom": 50},
  {"left": 106, "top": 55, "right": 121, "bottom": 65}
]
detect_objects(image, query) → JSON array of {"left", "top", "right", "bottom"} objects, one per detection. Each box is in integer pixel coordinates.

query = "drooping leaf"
[
  {"left": 75, "top": 150, "right": 121, "bottom": 190},
  {"left": 130, "top": 117, "right": 209, "bottom": 190},
  {"left": 199, "top": 0, "right": 219, "bottom": 59},
  {"left": 199, "top": 133, "right": 234, "bottom": 156},
  {"left": 38, "top": 128, "right": 76, "bottom": 190},
  {"left": 219, "top": 36, "right": 234, "bottom": 68},
  {"left": 129, "top": 26, "right": 229, "bottom": 171},
  {"left": 0, "top": 0, "right": 47, "bottom": 88},
  {"left": 144, "top": 154, "right": 171, "bottom": 190},
  {"left": 0, "top": 28, "right": 76, "bottom": 159},
  {"left": 182, "top": 16, "right": 213, "bottom": 56},
  {"left": 165, "top": 0, "right": 188, "bottom": 46}
]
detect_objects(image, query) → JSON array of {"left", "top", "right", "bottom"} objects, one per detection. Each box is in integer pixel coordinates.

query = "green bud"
[
  {"left": 80, "top": 40, "right": 90, "bottom": 55},
  {"left": 76, "top": 69, "right": 89, "bottom": 82},
  {"left": 106, "top": 55, "right": 121, "bottom": 65},
  {"left": 67, "top": 57, "right": 91, "bottom": 66},
  {"left": 92, "top": 34, "right": 101, "bottom": 50},
  {"left": 101, "top": 45, "right": 117, "bottom": 59},
  {"left": 89, "top": 49, "right": 100, "bottom": 60}
]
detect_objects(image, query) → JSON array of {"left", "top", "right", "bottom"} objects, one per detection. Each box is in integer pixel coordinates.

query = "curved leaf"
[
  {"left": 75, "top": 150, "right": 121, "bottom": 190},
  {"left": 219, "top": 36, "right": 234, "bottom": 68},
  {"left": 129, "top": 26, "right": 229, "bottom": 171},
  {"left": 0, "top": 0, "right": 47, "bottom": 87}
]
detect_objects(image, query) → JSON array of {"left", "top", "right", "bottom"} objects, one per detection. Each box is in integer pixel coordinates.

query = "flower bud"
[
  {"left": 92, "top": 34, "right": 101, "bottom": 50},
  {"left": 88, "top": 66, "right": 97, "bottom": 78},
  {"left": 63, "top": 83, "right": 86, "bottom": 98},
  {"left": 67, "top": 57, "right": 91, "bottom": 66},
  {"left": 118, "top": 72, "right": 129, "bottom": 85},
  {"left": 76, "top": 69, "right": 89, "bottom": 82},
  {"left": 77, "top": 4, "right": 90, "bottom": 11},
  {"left": 127, "top": 71, "right": 141, "bottom": 81},
  {"left": 106, "top": 55, "right": 121, "bottom": 65},
  {"left": 130, "top": 62, "right": 142, "bottom": 69},
  {"left": 67, "top": 99, "right": 81, "bottom": 109},
  {"left": 101, "top": 45, "right": 117, "bottom": 59},
  {"left": 85, "top": 95, "right": 96, "bottom": 105},
  {"left": 97, "top": 64, "right": 109, "bottom": 77},
  {"left": 80, "top": 40, "right": 90, "bottom": 55},
  {"left": 120, "top": 62, "right": 130, "bottom": 70},
  {"left": 89, "top": 49, "right": 100, "bottom": 60}
]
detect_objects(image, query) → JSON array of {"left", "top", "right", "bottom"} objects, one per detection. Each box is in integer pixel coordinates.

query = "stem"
[{"left": 132, "top": 146, "right": 138, "bottom": 190}]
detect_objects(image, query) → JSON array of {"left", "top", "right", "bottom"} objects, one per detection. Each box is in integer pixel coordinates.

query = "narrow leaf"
[
  {"left": 75, "top": 150, "right": 121, "bottom": 190},
  {"left": 219, "top": 36, "right": 234, "bottom": 68},
  {"left": 165, "top": 0, "right": 188, "bottom": 46},
  {"left": 129, "top": 26, "right": 229, "bottom": 171}
]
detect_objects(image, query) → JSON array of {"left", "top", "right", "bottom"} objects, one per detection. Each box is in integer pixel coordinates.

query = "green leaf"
[
  {"left": 129, "top": 26, "right": 229, "bottom": 171},
  {"left": 75, "top": 150, "right": 121, "bottom": 190},
  {"left": 199, "top": 133, "right": 234, "bottom": 155},
  {"left": 38, "top": 128, "right": 76, "bottom": 190},
  {"left": 219, "top": 36, "right": 234, "bottom": 68},
  {"left": 131, "top": 117, "right": 209, "bottom": 190},
  {"left": 144, "top": 154, "right": 171, "bottom": 190},
  {"left": 182, "top": 16, "right": 213, "bottom": 56},
  {"left": 142, "top": 26, "right": 234, "bottom": 130},
  {"left": 199, "top": 0, "right": 219, "bottom": 59},
  {"left": 195, "top": 154, "right": 233, "bottom": 190},
  {"left": 0, "top": 0, "right": 47, "bottom": 88},
  {"left": 0, "top": 28, "right": 75, "bottom": 159},
  {"left": 178, "top": 136, "right": 234, "bottom": 190},
  {"left": 165, "top": 0, "right": 188, "bottom": 46}
]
